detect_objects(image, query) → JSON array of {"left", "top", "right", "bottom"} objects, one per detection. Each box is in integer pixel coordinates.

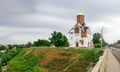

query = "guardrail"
[{"left": 92, "top": 49, "right": 108, "bottom": 72}]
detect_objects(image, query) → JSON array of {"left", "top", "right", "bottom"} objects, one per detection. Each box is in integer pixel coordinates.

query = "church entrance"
[{"left": 76, "top": 42, "right": 79, "bottom": 47}]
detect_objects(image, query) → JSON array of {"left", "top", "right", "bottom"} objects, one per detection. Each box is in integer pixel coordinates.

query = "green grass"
[
  {"left": 6, "top": 49, "right": 40, "bottom": 72},
  {"left": 5, "top": 48, "right": 103, "bottom": 72}
]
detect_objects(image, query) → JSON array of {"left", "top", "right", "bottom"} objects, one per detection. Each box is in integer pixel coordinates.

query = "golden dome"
[{"left": 77, "top": 12, "right": 84, "bottom": 15}]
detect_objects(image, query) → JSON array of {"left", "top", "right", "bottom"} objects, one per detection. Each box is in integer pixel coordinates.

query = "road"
[{"left": 111, "top": 48, "right": 120, "bottom": 63}]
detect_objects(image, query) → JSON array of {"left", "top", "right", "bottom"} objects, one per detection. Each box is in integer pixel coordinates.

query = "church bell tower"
[{"left": 77, "top": 12, "right": 85, "bottom": 25}]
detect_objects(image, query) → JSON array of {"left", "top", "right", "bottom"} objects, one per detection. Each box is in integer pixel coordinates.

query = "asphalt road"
[{"left": 111, "top": 48, "right": 120, "bottom": 63}]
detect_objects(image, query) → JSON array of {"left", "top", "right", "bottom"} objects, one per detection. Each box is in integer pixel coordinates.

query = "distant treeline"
[{"left": 0, "top": 31, "right": 69, "bottom": 50}]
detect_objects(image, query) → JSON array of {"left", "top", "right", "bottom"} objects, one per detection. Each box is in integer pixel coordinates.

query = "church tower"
[{"left": 77, "top": 12, "right": 85, "bottom": 25}]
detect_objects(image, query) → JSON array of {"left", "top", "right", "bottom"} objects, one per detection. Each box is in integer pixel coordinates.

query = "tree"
[
  {"left": 0, "top": 45, "right": 6, "bottom": 50},
  {"left": 93, "top": 33, "right": 107, "bottom": 48},
  {"left": 26, "top": 42, "right": 33, "bottom": 48},
  {"left": 8, "top": 45, "right": 13, "bottom": 49},
  {"left": 49, "top": 31, "right": 69, "bottom": 47},
  {"left": 93, "top": 33, "right": 101, "bottom": 44},
  {"left": 94, "top": 43, "right": 101, "bottom": 48},
  {"left": 34, "top": 39, "right": 51, "bottom": 47},
  {"left": 117, "top": 40, "right": 120, "bottom": 44}
]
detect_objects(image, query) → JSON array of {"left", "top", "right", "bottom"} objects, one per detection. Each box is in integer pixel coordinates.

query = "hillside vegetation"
[{"left": 5, "top": 48, "right": 103, "bottom": 72}]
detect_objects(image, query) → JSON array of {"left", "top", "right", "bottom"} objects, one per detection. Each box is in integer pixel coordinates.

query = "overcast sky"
[{"left": 0, "top": 0, "right": 120, "bottom": 44}]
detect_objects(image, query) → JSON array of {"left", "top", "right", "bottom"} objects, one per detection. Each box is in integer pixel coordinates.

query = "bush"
[
  {"left": 94, "top": 43, "right": 101, "bottom": 48},
  {"left": 34, "top": 39, "right": 51, "bottom": 47}
]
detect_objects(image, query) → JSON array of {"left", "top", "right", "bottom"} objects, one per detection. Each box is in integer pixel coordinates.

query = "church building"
[{"left": 68, "top": 12, "right": 93, "bottom": 47}]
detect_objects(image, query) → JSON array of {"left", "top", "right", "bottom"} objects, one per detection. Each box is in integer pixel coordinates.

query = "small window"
[
  {"left": 81, "top": 40, "right": 84, "bottom": 45},
  {"left": 74, "top": 27, "right": 79, "bottom": 33}
]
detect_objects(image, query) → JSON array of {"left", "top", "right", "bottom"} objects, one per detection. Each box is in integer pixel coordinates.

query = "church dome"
[{"left": 77, "top": 12, "right": 84, "bottom": 15}]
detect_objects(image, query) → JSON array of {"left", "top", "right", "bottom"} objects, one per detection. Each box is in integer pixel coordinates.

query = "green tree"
[
  {"left": 117, "top": 40, "right": 120, "bottom": 44},
  {"left": 0, "top": 45, "right": 6, "bottom": 50},
  {"left": 8, "top": 45, "right": 13, "bottom": 49},
  {"left": 93, "top": 33, "right": 107, "bottom": 48},
  {"left": 49, "top": 31, "right": 69, "bottom": 47},
  {"left": 94, "top": 43, "right": 101, "bottom": 48},
  {"left": 26, "top": 42, "right": 33, "bottom": 48},
  {"left": 34, "top": 39, "right": 51, "bottom": 47},
  {"left": 93, "top": 33, "right": 101, "bottom": 44}
]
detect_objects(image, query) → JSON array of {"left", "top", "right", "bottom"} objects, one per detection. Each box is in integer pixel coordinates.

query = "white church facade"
[{"left": 68, "top": 12, "right": 93, "bottom": 48}]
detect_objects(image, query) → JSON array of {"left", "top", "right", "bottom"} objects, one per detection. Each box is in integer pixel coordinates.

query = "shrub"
[
  {"left": 94, "top": 43, "right": 101, "bottom": 48},
  {"left": 34, "top": 39, "right": 51, "bottom": 47}
]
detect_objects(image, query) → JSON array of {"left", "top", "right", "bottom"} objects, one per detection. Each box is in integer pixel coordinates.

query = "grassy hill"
[{"left": 5, "top": 48, "right": 103, "bottom": 72}]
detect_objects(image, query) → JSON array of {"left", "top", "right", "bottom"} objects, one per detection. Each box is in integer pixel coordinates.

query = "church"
[{"left": 68, "top": 12, "right": 93, "bottom": 47}]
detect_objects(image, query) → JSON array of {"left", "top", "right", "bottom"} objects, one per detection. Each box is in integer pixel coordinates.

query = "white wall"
[{"left": 69, "top": 33, "right": 92, "bottom": 47}]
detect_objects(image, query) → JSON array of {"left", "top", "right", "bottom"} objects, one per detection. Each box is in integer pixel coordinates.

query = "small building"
[{"left": 68, "top": 12, "right": 93, "bottom": 47}]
